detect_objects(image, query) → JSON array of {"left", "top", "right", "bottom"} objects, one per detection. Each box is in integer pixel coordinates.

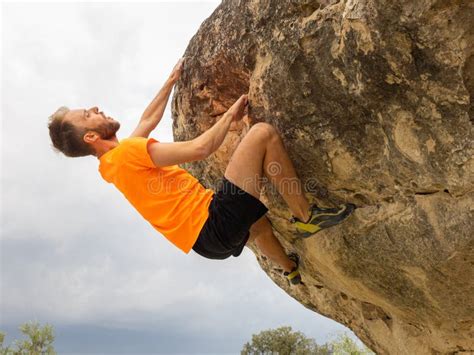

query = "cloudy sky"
[{"left": 1, "top": 1, "right": 356, "bottom": 353}]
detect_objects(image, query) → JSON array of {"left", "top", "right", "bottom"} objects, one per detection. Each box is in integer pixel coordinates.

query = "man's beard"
[{"left": 95, "top": 120, "right": 121, "bottom": 140}]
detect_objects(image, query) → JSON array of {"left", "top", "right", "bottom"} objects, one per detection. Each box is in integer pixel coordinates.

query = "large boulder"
[{"left": 171, "top": 1, "right": 474, "bottom": 354}]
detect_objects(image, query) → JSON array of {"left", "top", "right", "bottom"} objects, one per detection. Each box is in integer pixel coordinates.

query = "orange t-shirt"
[{"left": 98, "top": 136, "right": 215, "bottom": 254}]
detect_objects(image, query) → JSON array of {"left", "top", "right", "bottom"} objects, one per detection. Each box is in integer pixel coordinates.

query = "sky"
[{"left": 1, "top": 1, "right": 356, "bottom": 353}]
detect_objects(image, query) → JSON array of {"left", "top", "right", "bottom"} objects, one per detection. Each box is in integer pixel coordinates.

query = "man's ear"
[{"left": 83, "top": 131, "right": 99, "bottom": 144}]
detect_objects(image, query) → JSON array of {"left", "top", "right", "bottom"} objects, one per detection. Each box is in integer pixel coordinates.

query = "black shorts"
[{"left": 192, "top": 177, "right": 269, "bottom": 260}]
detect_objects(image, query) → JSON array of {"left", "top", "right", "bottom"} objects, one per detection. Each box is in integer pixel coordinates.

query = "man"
[{"left": 48, "top": 58, "right": 355, "bottom": 286}]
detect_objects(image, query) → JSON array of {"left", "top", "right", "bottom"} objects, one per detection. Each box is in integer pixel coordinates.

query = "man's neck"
[{"left": 96, "top": 137, "right": 120, "bottom": 159}]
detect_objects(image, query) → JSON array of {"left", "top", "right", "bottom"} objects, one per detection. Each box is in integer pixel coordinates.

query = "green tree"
[
  {"left": 0, "top": 331, "right": 10, "bottom": 355},
  {"left": 241, "top": 326, "right": 330, "bottom": 355},
  {"left": 0, "top": 321, "right": 56, "bottom": 355},
  {"left": 329, "top": 332, "right": 374, "bottom": 355}
]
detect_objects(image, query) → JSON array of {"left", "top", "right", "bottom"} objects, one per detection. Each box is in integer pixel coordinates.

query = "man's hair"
[{"left": 47, "top": 106, "right": 95, "bottom": 157}]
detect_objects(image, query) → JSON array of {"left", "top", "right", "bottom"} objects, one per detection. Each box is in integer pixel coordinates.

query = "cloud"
[{"left": 1, "top": 2, "right": 352, "bottom": 353}]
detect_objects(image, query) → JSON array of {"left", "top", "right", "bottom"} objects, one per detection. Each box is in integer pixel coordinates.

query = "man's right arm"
[
  {"left": 193, "top": 113, "right": 234, "bottom": 157},
  {"left": 193, "top": 94, "right": 248, "bottom": 157},
  {"left": 147, "top": 94, "right": 247, "bottom": 167},
  {"left": 146, "top": 113, "right": 233, "bottom": 167}
]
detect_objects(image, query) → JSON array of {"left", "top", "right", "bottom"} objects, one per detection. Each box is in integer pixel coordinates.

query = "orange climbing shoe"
[{"left": 290, "top": 203, "right": 356, "bottom": 238}]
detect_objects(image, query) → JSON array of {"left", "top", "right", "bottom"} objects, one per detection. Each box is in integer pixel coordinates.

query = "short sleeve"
[{"left": 123, "top": 136, "right": 159, "bottom": 168}]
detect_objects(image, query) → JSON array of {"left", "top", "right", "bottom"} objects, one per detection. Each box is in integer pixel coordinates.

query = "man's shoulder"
[
  {"left": 122, "top": 136, "right": 159, "bottom": 147},
  {"left": 117, "top": 136, "right": 148, "bottom": 151},
  {"left": 118, "top": 136, "right": 159, "bottom": 168},
  {"left": 122, "top": 136, "right": 145, "bottom": 144}
]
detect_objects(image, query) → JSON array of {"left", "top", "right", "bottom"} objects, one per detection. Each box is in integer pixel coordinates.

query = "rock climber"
[{"left": 47, "top": 57, "right": 355, "bottom": 286}]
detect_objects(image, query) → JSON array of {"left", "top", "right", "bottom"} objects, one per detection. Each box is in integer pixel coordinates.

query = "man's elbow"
[{"left": 194, "top": 141, "right": 211, "bottom": 161}]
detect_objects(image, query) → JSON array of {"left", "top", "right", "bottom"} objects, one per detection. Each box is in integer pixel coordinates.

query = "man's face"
[{"left": 66, "top": 106, "right": 121, "bottom": 140}]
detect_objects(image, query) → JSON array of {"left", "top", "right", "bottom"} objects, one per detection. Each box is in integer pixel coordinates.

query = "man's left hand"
[{"left": 169, "top": 57, "right": 185, "bottom": 83}]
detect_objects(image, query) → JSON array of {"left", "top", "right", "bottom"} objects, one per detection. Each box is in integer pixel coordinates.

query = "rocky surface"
[{"left": 170, "top": 1, "right": 474, "bottom": 353}]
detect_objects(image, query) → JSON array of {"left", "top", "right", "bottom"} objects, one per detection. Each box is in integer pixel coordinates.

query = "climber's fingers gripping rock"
[{"left": 226, "top": 94, "right": 249, "bottom": 122}]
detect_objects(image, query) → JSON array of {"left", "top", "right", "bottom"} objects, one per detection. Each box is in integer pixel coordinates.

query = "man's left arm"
[
  {"left": 129, "top": 78, "right": 175, "bottom": 138},
  {"left": 129, "top": 58, "right": 184, "bottom": 138}
]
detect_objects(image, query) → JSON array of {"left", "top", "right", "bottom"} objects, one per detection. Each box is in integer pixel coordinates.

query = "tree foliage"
[
  {"left": 329, "top": 333, "right": 374, "bottom": 355},
  {"left": 241, "top": 326, "right": 330, "bottom": 355},
  {"left": 241, "top": 326, "right": 374, "bottom": 355},
  {"left": 0, "top": 321, "right": 56, "bottom": 355}
]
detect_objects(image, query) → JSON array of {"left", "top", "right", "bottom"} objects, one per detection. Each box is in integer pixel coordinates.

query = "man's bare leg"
[
  {"left": 225, "top": 122, "right": 311, "bottom": 222},
  {"left": 247, "top": 215, "right": 295, "bottom": 273},
  {"left": 224, "top": 122, "right": 312, "bottom": 272}
]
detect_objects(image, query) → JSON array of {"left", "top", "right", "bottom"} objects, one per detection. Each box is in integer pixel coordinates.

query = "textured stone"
[{"left": 171, "top": 1, "right": 474, "bottom": 353}]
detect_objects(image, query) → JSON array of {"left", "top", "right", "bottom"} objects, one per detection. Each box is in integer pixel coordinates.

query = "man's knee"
[
  {"left": 247, "top": 229, "right": 269, "bottom": 245},
  {"left": 250, "top": 122, "right": 278, "bottom": 141},
  {"left": 248, "top": 216, "right": 273, "bottom": 244},
  {"left": 247, "top": 231, "right": 258, "bottom": 244}
]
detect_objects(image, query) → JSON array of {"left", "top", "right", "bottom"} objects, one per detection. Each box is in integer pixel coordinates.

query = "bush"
[
  {"left": 241, "top": 326, "right": 374, "bottom": 355},
  {"left": 241, "top": 326, "right": 330, "bottom": 355},
  {"left": 329, "top": 332, "right": 374, "bottom": 355},
  {"left": 0, "top": 321, "right": 56, "bottom": 355}
]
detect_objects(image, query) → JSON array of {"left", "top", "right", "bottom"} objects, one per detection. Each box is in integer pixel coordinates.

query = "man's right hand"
[{"left": 226, "top": 94, "right": 249, "bottom": 122}]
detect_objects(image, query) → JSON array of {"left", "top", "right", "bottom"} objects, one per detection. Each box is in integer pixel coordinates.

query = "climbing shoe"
[
  {"left": 290, "top": 203, "right": 356, "bottom": 238},
  {"left": 283, "top": 252, "right": 302, "bottom": 285}
]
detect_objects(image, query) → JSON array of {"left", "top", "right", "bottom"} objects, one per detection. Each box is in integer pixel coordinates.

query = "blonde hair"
[{"left": 47, "top": 106, "right": 94, "bottom": 157}]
